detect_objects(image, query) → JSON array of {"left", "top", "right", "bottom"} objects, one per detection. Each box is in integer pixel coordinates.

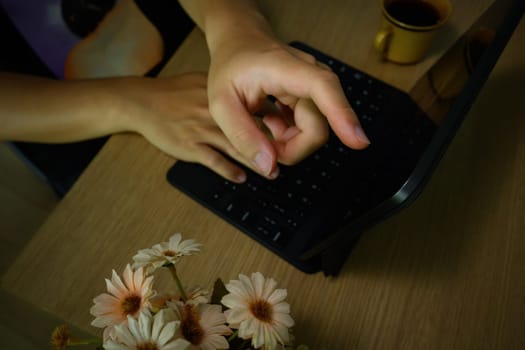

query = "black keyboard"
[{"left": 167, "top": 42, "right": 436, "bottom": 274}]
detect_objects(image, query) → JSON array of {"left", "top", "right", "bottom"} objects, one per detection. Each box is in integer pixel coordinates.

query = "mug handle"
[{"left": 374, "top": 29, "right": 392, "bottom": 56}]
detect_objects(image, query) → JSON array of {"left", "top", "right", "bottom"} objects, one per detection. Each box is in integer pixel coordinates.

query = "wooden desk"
[{"left": 3, "top": 1, "right": 525, "bottom": 348}]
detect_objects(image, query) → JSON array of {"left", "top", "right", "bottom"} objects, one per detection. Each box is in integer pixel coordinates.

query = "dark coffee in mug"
[{"left": 386, "top": 0, "right": 442, "bottom": 27}]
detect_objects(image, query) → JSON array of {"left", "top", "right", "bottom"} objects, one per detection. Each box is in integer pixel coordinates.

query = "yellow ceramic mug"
[{"left": 374, "top": 0, "right": 452, "bottom": 64}]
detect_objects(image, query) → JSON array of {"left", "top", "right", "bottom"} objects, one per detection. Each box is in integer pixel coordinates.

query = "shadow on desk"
[{"left": 340, "top": 69, "right": 525, "bottom": 281}]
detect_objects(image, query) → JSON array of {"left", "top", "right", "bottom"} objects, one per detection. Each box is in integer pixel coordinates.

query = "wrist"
[
  {"left": 203, "top": 3, "right": 276, "bottom": 56},
  {"left": 87, "top": 78, "right": 138, "bottom": 136},
  {"left": 101, "top": 77, "right": 148, "bottom": 134}
]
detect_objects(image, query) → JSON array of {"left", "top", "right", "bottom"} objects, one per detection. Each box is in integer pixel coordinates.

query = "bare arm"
[
  {"left": 0, "top": 73, "right": 126, "bottom": 143},
  {"left": 177, "top": 0, "right": 265, "bottom": 31},
  {"left": 0, "top": 72, "right": 247, "bottom": 182}
]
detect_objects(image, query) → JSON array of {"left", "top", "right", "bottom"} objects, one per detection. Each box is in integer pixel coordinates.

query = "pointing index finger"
[{"left": 306, "top": 69, "right": 370, "bottom": 149}]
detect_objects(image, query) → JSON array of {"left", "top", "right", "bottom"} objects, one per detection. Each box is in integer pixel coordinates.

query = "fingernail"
[
  {"left": 355, "top": 125, "right": 371, "bottom": 144},
  {"left": 269, "top": 166, "right": 280, "bottom": 179},
  {"left": 253, "top": 151, "right": 273, "bottom": 175},
  {"left": 236, "top": 172, "right": 247, "bottom": 183}
]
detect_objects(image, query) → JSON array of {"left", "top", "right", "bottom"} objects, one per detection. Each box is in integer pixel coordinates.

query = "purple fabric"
[{"left": 1, "top": 0, "right": 79, "bottom": 78}]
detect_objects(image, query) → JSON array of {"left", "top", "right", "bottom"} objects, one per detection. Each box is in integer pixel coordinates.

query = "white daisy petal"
[
  {"left": 127, "top": 315, "right": 143, "bottom": 342},
  {"left": 106, "top": 279, "right": 126, "bottom": 299},
  {"left": 116, "top": 321, "right": 137, "bottom": 347},
  {"left": 158, "top": 320, "right": 177, "bottom": 346},
  {"left": 110, "top": 271, "right": 128, "bottom": 295},
  {"left": 163, "top": 338, "right": 190, "bottom": 350},
  {"left": 239, "top": 274, "right": 256, "bottom": 296},
  {"left": 178, "top": 239, "right": 201, "bottom": 255},
  {"left": 237, "top": 319, "right": 253, "bottom": 339},
  {"left": 273, "top": 322, "right": 291, "bottom": 344},
  {"left": 274, "top": 311, "right": 295, "bottom": 328},
  {"left": 151, "top": 311, "right": 166, "bottom": 340},
  {"left": 224, "top": 280, "right": 248, "bottom": 298},
  {"left": 140, "top": 311, "right": 153, "bottom": 340},
  {"left": 221, "top": 294, "right": 248, "bottom": 310},
  {"left": 201, "top": 306, "right": 226, "bottom": 327},
  {"left": 152, "top": 243, "right": 165, "bottom": 252},
  {"left": 169, "top": 233, "right": 182, "bottom": 247},
  {"left": 267, "top": 288, "right": 288, "bottom": 305},
  {"left": 225, "top": 308, "right": 251, "bottom": 325},
  {"left": 103, "top": 326, "right": 117, "bottom": 343},
  {"left": 272, "top": 302, "right": 291, "bottom": 315},
  {"left": 206, "top": 325, "right": 232, "bottom": 335},
  {"left": 91, "top": 293, "right": 119, "bottom": 312},
  {"left": 102, "top": 341, "right": 128, "bottom": 350},
  {"left": 122, "top": 265, "right": 135, "bottom": 290},
  {"left": 261, "top": 277, "right": 278, "bottom": 300},
  {"left": 252, "top": 272, "right": 265, "bottom": 298},
  {"left": 91, "top": 315, "right": 117, "bottom": 328},
  {"left": 251, "top": 322, "right": 265, "bottom": 348},
  {"left": 205, "top": 334, "right": 230, "bottom": 349},
  {"left": 108, "top": 308, "right": 188, "bottom": 350},
  {"left": 133, "top": 268, "right": 145, "bottom": 292}
]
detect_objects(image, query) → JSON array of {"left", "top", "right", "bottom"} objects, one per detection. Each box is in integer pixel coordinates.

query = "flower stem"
[
  {"left": 167, "top": 264, "right": 188, "bottom": 301},
  {"left": 70, "top": 337, "right": 103, "bottom": 346},
  {"left": 228, "top": 330, "right": 239, "bottom": 342}
]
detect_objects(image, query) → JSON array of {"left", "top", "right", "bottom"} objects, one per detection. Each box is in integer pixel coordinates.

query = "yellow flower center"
[
  {"left": 136, "top": 342, "right": 159, "bottom": 350},
  {"left": 249, "top": 299, "right": 273, "bottom": 323},
  {"left": 163, "top": 250, "right": 176, "bottom": 257},
  {"left": 121, "top": 294, "right": 142, "bottom": 316},
  {"left": 50, "top": 325, "right": 70, "bottom": 350},
  {"left": 181, "top": 304, "right": 205, "bottom": 345}
]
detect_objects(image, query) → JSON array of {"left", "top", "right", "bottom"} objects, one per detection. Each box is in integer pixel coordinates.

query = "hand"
[
  {"left": 119, "top": 73, "right": 248, "bottom": 182},
  {"left": 206, "top": 32, "right": 370, "bottom": 179}
]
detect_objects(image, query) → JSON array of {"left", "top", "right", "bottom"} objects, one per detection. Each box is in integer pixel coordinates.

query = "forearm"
[
  {"left": 0, "top": 73, "right": 128, "bottom": 143},
  {"left": 178, "top": 0, "right": 276, "bottom": 54}
]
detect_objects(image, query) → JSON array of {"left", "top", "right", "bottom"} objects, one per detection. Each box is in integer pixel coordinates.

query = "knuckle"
[
  {"left": 312, "top": 125, "right": 330, "bottom": 146},
  {"left": 203, "top": 151, "right": 224, "bottom": 169},
  {"left": 317, "top": 69, "right": 340, "bottom": 86},
  {"left": 310, "top": 135, "right": 328, "bottom": 151},
  {"left": 300, "top": 52, "right": 317, "bottom": 64},
  {"left": 230, "top": 127, "right": 257, "bottom": 150},
  {"left": 290, "top": 46, "right": 316, "bottom": 64},
  {"left": 208, "top": 95, "right": 229, "bottom": 118}
]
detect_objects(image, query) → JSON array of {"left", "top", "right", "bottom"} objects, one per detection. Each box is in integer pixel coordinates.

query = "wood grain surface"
[{"left": 3, "top": 0, "right": 525, "bottom": 349}]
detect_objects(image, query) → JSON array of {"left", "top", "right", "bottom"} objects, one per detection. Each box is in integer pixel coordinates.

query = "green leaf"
[{"left": 210, "top": 278, "right": 228, "bottom": 309}]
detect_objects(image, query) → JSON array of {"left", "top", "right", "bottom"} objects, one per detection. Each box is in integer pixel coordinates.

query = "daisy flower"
[
  {"left": 132, "top": 233, "right": 202, "bottom": 273},
  {"left": 50, "top": 325, "right": 70, "bottom": 350},
  {"left": 169, "top": 302, "right": 232, "bottom": 350},
  {"left": 221, "top": 272, "right": 295, "bottom": 350},
  {"left": 50, "top": 325, "right": 101, "bottom": 349},
  {"left": 184, "top": 286, "right": 210, "bottom": 306},
  {"left": 90, "top": 264, "right": 155, "bottom": 340},
  {"left": 150, "top": 287, "right": 208, "bottom": 312},
  {"left": 104, "top": 309, "right": 190, "bottom": 350},
  {"left": 150, "top": 293, "right": 180, "bottom": 313}
]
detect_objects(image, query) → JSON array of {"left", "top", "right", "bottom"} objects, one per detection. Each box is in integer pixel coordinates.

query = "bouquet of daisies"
[{"left": 51, "top": 234, "right": 307, "bottom": 350}]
